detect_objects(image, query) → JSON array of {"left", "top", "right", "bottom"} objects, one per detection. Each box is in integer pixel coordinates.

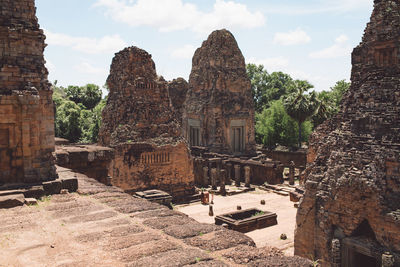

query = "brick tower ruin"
[
  {"left": 182, "top": 29, "right": 256, "bottom": 156},
  {"left": 0, "top": 0, "right": 57, "bottom": 185},
  {"left": 295, "top": 1, "right": 400, "bottom": 266},
  {"left": 98, "top": 47, "right": 194, "bottom": 197}
]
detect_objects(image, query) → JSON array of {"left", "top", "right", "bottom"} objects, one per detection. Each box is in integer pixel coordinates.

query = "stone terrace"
[{"left": 0, "top": 167, "right": 311, "bottom": 267}]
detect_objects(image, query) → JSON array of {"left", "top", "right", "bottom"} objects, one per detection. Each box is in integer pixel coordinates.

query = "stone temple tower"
[
  {"left": 0, "top": 0, "right": 57, "bottom": 185},
  {"left": 182, "top": 29, "right": 256, "bottom": 156},
  {"left": 295, "top": 0, "right": 400, "bottom": 266}
]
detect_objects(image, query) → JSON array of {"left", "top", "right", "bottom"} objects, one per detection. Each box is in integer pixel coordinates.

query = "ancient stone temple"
[
  {"left": 295, "top": 1, "right": 400, "bottom": 266},
  {"left": 182, "top": 29, "right": 256, "bottom": 156},
  {"left": 98, "top": 47, "right": 194, "bottom": 197},
  {"left": 0, "top": 0, "right": 56, "bottom": 185}
]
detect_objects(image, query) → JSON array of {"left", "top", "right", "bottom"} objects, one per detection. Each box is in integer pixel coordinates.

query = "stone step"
[{"left": 0, "top": 193, "right": 25, "bottom": 209}]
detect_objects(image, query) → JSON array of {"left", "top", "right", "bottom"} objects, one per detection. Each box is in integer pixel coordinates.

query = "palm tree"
[{"left": 283, "top": 80, "right": 318, "bottom": 148}]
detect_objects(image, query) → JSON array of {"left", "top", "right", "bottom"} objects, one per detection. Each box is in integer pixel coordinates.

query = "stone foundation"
[{"left": 110, "top": 143, "right": 194, "bottom": 197}]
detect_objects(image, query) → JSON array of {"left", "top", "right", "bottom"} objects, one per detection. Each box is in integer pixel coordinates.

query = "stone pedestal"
[
  {"left": 244, "top": 165, "right": 251, "bottom": 187},
  {"left": 211, "top": 168, "right": 217, "bottom": 190},
  {"left": 234, "top": 165, "right": 241, "bottom": 187}
]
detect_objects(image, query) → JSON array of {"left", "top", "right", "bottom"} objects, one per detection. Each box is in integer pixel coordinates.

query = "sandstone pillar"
[
  {"left": 331, "top": 239, "right": 341, "bottom": 267},
  {"left": 210, "top": 168, "right": 217, "bottom": 190},
  {"left": 219, "top": 169, "right": 226, "bottom": 196},
  {"left": 244, "top": 165, "right": 251, "bottom": 187},
  {"left": 382, "top": 252, "right": 395, "bottom": 267},
  {"left": 234, "top": 165, "right": 241, "bottom": 187},
  {"left": 289, "top": 161, "right": 295, "bottom": 186},
  {"left": 226, "top": 163, "right": 232, "bottom": 184},
  {"left": 202, "top": 166, "right": 209, "bottom": 186}
]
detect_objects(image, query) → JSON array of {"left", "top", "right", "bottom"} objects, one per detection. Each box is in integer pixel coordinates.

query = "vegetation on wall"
[{"left": 53, "top": 82, "right": 106, "bottom": 143}]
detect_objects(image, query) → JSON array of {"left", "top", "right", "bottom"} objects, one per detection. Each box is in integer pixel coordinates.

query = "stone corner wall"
[{"left": 0, "top": 0, "right": 56, "bottom": 185}]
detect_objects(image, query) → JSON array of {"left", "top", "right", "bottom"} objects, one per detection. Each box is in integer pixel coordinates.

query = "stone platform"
[{"left": 0, "top": 169, "right": 311, "bottom": 266}]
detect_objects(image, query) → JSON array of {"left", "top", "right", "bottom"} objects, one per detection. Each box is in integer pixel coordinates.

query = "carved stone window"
[
  {"left": 374, "top": 46, "right": 398, "bottom": 67},
  {"left": 232, "top": 127, "right": 244, "bottom": 153},
  {"left": 190, "top": 126, "right": 200, "bottom": 146}
]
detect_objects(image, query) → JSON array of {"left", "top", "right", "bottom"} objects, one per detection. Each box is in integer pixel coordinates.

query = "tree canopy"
[
  {"left": 246, "top": 63, "right": 350, "bottom": 149},
  {"left": 53, "top": 83, "right": 106, "bottom": 143}
]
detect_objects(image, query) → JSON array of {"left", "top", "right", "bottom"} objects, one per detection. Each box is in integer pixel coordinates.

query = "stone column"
[
  {"left": 202, "top": 166, "right": 209, "bottom": 186},
  {"left": 244, "top": 166, "right": 251, "bottom": 187},
  {"left": 382, "top": 252, "right": 395, "bottom": 267},
  {"left": 211, "top": 168, "right": 217, "bottom": 190},
  {"left": 234, "top": 165, "right": 241, "bottom": 187},
  {"left": 226, "top": 163, "right": 232, "bottom": 185},
  {"left": 219, "top": 169, "right": 226, "bottom": 196},
  {"left": 331, "top": 239, "right": 341, "bottom": 267},
  {"left": 289, "top": 161, "right": 295, "bottom": 185}
]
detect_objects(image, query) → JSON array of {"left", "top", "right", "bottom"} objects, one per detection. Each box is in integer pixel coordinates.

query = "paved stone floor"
[
  {"left": 176, "top": 188, "right": 297, "bottom": 256},
  {"left": 0, "top": 169, "right": 310, "bottom": 267}
]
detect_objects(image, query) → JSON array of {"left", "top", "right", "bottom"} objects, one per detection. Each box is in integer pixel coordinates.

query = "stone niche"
[
  {"left": 182, "top": 29, "right": 256, "bottom": 156},
  {"left": 0, "top": 0, "right": 56, "bottom": 185},
  {"left": 295, "top": 1, "right": 400, "bottom": 266},
  {"left": 98, "top": 46, "right": 194, "bottom": 198}
]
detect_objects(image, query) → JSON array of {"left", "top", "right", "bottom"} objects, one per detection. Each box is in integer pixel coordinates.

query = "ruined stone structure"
[
  {"left": 295, "top": 1, "right": 400, "bottom": 266},
  {"left": 98, "top": 47, "right": 194, "bottom": 197},
  {"left": 183, "top": 29, "right": 256, "bottom": 156},
  {"left": 167, "top": 77, "right": 188, "bottom": 124},
  {"left": 0, "top": 0, "right": 56, "bottom": 185}
]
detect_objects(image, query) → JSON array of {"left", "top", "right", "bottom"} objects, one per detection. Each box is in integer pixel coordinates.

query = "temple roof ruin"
[{"left": 295, "top": 0, "right": 400, "bottom": 265}]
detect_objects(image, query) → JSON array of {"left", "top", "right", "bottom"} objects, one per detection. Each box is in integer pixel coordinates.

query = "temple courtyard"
[{"left": 177, "top": 187, "right": 297, "bottom": 256}]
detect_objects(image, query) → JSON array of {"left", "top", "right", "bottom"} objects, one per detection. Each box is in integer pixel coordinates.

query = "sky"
[{"left": 36, "top": 0, "right": 374, "bottom": 93}]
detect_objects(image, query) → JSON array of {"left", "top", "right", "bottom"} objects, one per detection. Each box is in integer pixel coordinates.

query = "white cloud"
[
  {"left": 171, "top": 44, "right": 196, "bottom": 59},
  {"left": 309, "top": 34, "right": 352, "bottom": 59},
  {"left": 273, "top": 28, "right": 311, "bottom": 46},
  {"left": 45, "top": 59, "right": 56, "bottom": 74},
  {"left": 45, "top": 30, "right": 127, "bottom": 54},
  {"left": 75, "top": 62, "right": 107, "bottom": 75},
  {"left": 264, "top": 0, "right": 372, "bottom": 15},
  {"left": 247, "top": 57, "right": 289, "bottom": 70},
  {"left": 94, "top": 0, "right": 265, "bottom": 34}
]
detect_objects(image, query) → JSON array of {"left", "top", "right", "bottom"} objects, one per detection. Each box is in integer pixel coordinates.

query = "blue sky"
[{"left": 36, "top": 0, "right": 373, "bottom": 92}]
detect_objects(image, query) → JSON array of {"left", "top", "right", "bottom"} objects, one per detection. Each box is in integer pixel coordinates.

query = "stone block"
[
  {"left": 62, "top": 177, "right": 78, "bottom": 192},
  {"left": 43, "top": 180, "right": 62, "bottom": 195},
  {"left": 0, "top": 193, "right": 24, "bottom": 209}
]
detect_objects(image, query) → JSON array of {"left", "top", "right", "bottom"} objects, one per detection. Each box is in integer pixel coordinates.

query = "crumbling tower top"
[{"left": 0, "top": 0, "right": 50, "bottom": 94}]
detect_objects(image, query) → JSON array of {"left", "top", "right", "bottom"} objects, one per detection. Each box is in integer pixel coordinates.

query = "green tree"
[
  {"left": 246, "top": 64, "right": 295, "bottom": 112},
  {"left": 256, "top": 100, "right": 312, "bottom": 148},
  {"left": 64, "top": 84, "right": 102, "bottom": 110},
  {"left": 311, "top": 80, "right": 350, "bottom": 127},
  {"left": 52, "top": 82, "right": 106, "bottom": 143},
  {"left": 55, "top": 100, "right": 82, "bottom": 142},
  {"left": 283, "top": 80, "right": 318, "bottom": 148}
]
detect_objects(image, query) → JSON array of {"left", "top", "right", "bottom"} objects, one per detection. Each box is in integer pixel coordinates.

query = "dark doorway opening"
[{"left": 352, "top": 251, "right": 380, "bottom": 267}]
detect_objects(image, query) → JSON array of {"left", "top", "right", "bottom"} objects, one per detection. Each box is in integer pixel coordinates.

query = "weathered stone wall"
[
  {"left": 0, "top": 0, "right": 56, "bottom": 185},
  {"left": 261, "top": 148, "right": 307, "bottom": 168},
  {"left": 110, "top": 143, "right": 194, "bottom": 196},
  {"left": 168, "top": 77, "right": 188, "bottom": 124},
  {"left": 183, "top": 29, "right": 256, "bottom": 156},
  {"left": 98, "top": 46, "right": 194, "bottom": 197},
  {"left": 55, "top": 145, "right": 114, "bottom": 185},
  {"left": 295, "top": 1, "right": 400, "bottom": 266}
]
